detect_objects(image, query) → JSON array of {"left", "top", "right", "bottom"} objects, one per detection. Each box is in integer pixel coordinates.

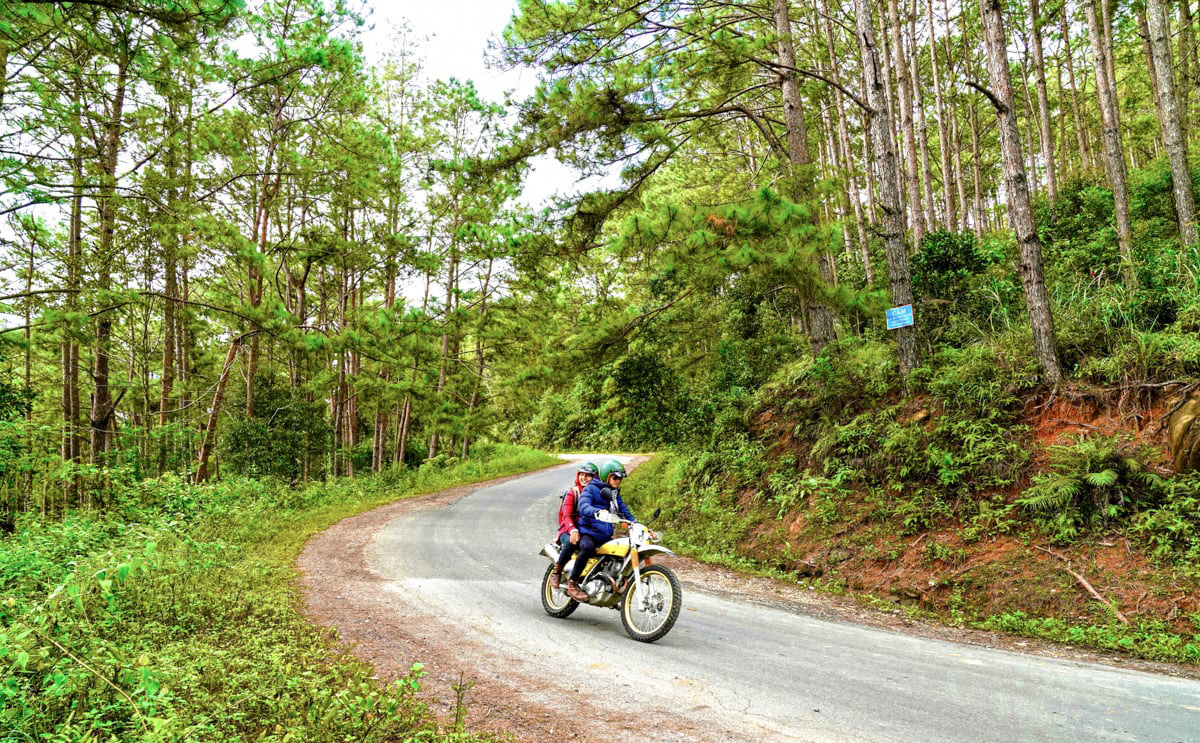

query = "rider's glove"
[{"left": 596, "top": 509, "right": 613, "bottom": 522}]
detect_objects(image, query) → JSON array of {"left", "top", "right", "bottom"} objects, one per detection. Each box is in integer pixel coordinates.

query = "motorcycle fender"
[
  {"left": 540, "top": 542, "right": 561, "bottom": 562},
  {"left": 636, "top": 545, "right": 675, "bottom": 560}
]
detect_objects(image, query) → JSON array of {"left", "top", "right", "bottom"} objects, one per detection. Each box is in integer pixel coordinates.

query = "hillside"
[{"left": 626, "top": 362, "right": 1200, "bottom": 663}]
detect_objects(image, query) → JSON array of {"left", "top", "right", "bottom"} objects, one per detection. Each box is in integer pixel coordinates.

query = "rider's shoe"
[
  {"left": 566, "top": 580, "right": 588, "bottom": 602},
  {"left": 550, "top": 566, "right": 563, "bottom": 590}
]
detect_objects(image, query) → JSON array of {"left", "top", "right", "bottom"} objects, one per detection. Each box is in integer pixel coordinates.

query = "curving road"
[{"left": 362, "top": 460, "right": 1200, "bottom": 743}]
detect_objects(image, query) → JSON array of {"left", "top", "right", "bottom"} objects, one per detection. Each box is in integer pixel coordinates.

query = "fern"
[
  {"left": 1084, "top": 469, "right": 1118, "bottom": 488},
  {"left": 1018, "top": 434, "right": 1167, "bottom": 542},
  {"left": 1020, "top": 475, "right": 1081, "bottom": 512}
]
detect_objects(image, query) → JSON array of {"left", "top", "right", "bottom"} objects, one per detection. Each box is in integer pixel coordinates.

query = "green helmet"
[
  {"left": 577, "top": 461, "right": 599, "bottom": 476},
  {"left": 599, "top": 459, "right": 627, "bottom": 482}
]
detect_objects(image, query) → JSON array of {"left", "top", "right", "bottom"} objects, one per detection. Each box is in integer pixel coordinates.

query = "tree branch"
[{"left": 965, "top": 80, "right": 1008, "bottom": 114}]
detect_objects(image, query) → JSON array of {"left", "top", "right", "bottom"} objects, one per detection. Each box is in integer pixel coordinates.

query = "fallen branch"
[
  {"left": 1064, "top": 566, "right": 1128, "bottom": 626},
  {"left": 1034, "top": 546, "right": 1129, "bottom": 626}
]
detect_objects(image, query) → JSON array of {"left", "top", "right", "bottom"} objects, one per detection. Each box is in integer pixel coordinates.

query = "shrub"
[{"left": 220, "top": 382, "right": 332, "bottom": 481}]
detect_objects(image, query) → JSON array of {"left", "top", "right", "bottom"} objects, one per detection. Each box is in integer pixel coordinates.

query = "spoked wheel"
[
  {"left": 541, "top": 562, "right": 578, "bottom": 618},
  {"left": 620, "top": 564, "right": 682, "bottom": 643}
]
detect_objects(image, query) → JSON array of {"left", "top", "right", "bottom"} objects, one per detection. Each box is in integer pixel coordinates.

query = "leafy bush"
[{"left": 220, "top": 382, "right": 332, "bottom": 481}]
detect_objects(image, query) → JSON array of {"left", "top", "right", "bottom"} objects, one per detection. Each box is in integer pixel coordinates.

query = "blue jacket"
[{"left": 576, "top": 479, "right": 636, "bottom": 542}]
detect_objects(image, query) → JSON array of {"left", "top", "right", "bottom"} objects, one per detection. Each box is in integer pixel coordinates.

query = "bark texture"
[
  {"left": 857, "top": 0, "right": 920, "bottom": 380},
  {"left": 1146, "top": 0, "right": 1199, "bottom": 245},
  {"left": 978, "top": 0, "right": 1062, "bottom": 386},
  {"left": 1084, "top": 0, "right": 1137, "bottom": 287}
]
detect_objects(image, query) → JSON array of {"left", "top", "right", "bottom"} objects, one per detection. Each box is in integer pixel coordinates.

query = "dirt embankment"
[{"left": 741, "top": 389, "right": 1200, "bottom": 647}]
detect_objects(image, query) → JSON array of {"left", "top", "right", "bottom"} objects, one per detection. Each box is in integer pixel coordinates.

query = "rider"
[
  {"left": 565, "top": 459, "right": 635, "bottom": 602},
  {"left": 551, "top": 461, "right": 598, "bottom": 589}
]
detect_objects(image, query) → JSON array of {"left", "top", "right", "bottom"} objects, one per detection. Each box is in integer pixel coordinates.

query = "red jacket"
[{"left": 557, "top": 485, "right": 582, "bottom": 538}]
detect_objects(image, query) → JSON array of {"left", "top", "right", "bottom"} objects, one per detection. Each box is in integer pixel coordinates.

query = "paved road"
[{"left": 364, "top": 460, "right": 1200, "bottom": 743}]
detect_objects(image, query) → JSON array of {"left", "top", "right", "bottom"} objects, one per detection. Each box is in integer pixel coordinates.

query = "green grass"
[
  {"left": 979, "top": 612, "right": 1200, "bottom": 663},
  {"left": 0, "top": 444, "right": 558, "bottom": 743}
]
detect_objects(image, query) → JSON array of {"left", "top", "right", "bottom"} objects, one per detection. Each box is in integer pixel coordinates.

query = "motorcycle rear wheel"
[
  {"left": 541, "top": 562, "right": 579, "bottom": 618},
  {"left": 620, "top": 564, "right": 681, "bottom": 643}
]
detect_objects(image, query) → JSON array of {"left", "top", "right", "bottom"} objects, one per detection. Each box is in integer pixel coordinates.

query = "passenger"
[
  {"left": 566, "top": 459, "right": 635, "bottom": 603},
  {"left": 551, "top": 462, "right": 598, "bottom": 589}
]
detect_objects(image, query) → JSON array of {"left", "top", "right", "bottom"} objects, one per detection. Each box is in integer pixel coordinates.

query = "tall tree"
[
  {"left": 774, "top": 0, "right": 836, "bottom": 352},
  {"left": 1060, "top": 7, "right": 1092, "bottom": 172},
  {"left": 1029, "top": 0, "right": 1057, "bottom": 200},
  {"left": 976, "top": 0, "right": 1062, "bottom": 385},
  {"left": 1083, "top": 0, "right": 1136, "bottom": 287},
  {"left": 1146, "top": 0, "right": 1199, "bottom": 246},
  {"left": 929, "top": 0, "right": 956, "bottom": 229},
  {"left": 857, "top": 0, "right": 920, "bottom": 379},
  {"left": 887, "top": 0, "right": 926, "bottom": 245}
]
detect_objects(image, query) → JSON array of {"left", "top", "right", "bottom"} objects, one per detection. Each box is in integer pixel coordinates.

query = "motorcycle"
[{"left": 538, "top": 508, "right": 682, "bottom": 643}]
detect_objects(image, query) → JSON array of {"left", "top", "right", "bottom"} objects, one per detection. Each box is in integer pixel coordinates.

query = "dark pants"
[
  {"left": 567, "top": 534, "right": 601, "bottom": 583},
  {"left": 555, "top": 532, "right": 578, "bottom": 571}
]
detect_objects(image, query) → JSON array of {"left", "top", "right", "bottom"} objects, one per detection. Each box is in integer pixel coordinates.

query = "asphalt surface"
[{"left": 363, "top": 459, "right": 1200, "bottom": 743}]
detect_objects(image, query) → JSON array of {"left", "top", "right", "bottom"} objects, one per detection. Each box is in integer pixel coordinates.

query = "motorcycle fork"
[{"left": 620, "top": 549, "right": 643, "bottom": 603}]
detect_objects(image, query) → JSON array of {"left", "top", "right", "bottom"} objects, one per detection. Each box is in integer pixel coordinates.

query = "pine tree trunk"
[
  {"left": 1030, "top": 0, "right": 1058, "bottom": 200},
  {"left": 773, "top": 0, "right": 836, "bottom": 352},
  {"left": 64, "top": 86, "right": 84, "bottom": 472},
  {"left": 878, "top": 8, "right": 901, "bottom": 176},
  {"left": 196, "top": 339, "right": 241, "bottom": 483},
  {"left": 1179, "top": 0, "right": 1193, "bottom": 136},
  {"left": 952, "top": 109, "right": 969, "bottom": 233},
  {"left": 1053, "top": 49, "right": 1071, "bottom": 176},
  {"left": 1147, "top": 0, "right": 1199, "bottom": 245},
  {"left": 1019, "top": 54, "right": 1041, "bottom": 196},
  {"left": 1085, "top": 0, "right": 1137, "bottom": 287},
  {"left": 978, "top": 0, "right": 1062, "bottom": 386},
  {"left": 158, "top": 100, "right": 178, "bottom": 432},
  {"left": 929, "top": 0, "right": 955, "bottom": 229},
  {"left": 821, "top": 0, "right": 873, "bottom": 282},
  {"left": 90, "top": 51, "right": 129, "bottom": 462},
  {"left": 910, "top": 8, "right": 936, "bottom": 231},
  {"left": 1139, "top": 5, "right": 1167, "bottom": 147},
  {"left": 888, "top": 0, "right": 925, "bottom": 245},
  {"left": 970, "top": 103, "right": 986, "bottom": 241},
  {"left": 429, "top": 254, "right": 457, "bottom": 460},
  {"left": 861, "top": 60, "right": 882, "bottom": 226},
  {"left": 1061, "top": 10, "right": 1093, "bottom": 171},
  {"left": 1183, "top": 1, "right": 1200, "bottom": 130},
  {"left": 857, "top": 0, "right": 920, "bottom": 380}
]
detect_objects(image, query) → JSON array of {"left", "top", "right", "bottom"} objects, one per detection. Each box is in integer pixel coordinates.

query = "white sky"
[{"left": 361, "top": 1, "right": 606, "bottom": 209}]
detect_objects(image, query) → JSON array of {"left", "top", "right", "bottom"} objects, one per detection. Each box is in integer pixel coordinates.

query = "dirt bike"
[{"left": 538, "top": 508, "right": 682, "bottom": 643}]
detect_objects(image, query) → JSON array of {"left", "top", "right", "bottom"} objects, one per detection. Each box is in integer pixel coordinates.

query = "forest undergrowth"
[{"left": 0, "top": 444, "right": 556, "bottom": 743}]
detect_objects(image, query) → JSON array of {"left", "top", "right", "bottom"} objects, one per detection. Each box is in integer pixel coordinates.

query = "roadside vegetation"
[
  {"left": 6, "top": 2, "right": 1200, "bottom": 740},
  {"left": 1, "top": 445, "right": 555, "bottom": 741}
]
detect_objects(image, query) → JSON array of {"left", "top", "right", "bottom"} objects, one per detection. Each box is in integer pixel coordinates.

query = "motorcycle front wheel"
[
  {"left": 620, "top": 564, "right": 682, "bottom": 643},
  {"left": 541, "top": 562, "right": 578, "bottom": 618}
]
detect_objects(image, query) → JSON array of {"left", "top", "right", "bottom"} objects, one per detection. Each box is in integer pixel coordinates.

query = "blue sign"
[{"left": 886, "top": 304, "right": 914, "bottom": 330}]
